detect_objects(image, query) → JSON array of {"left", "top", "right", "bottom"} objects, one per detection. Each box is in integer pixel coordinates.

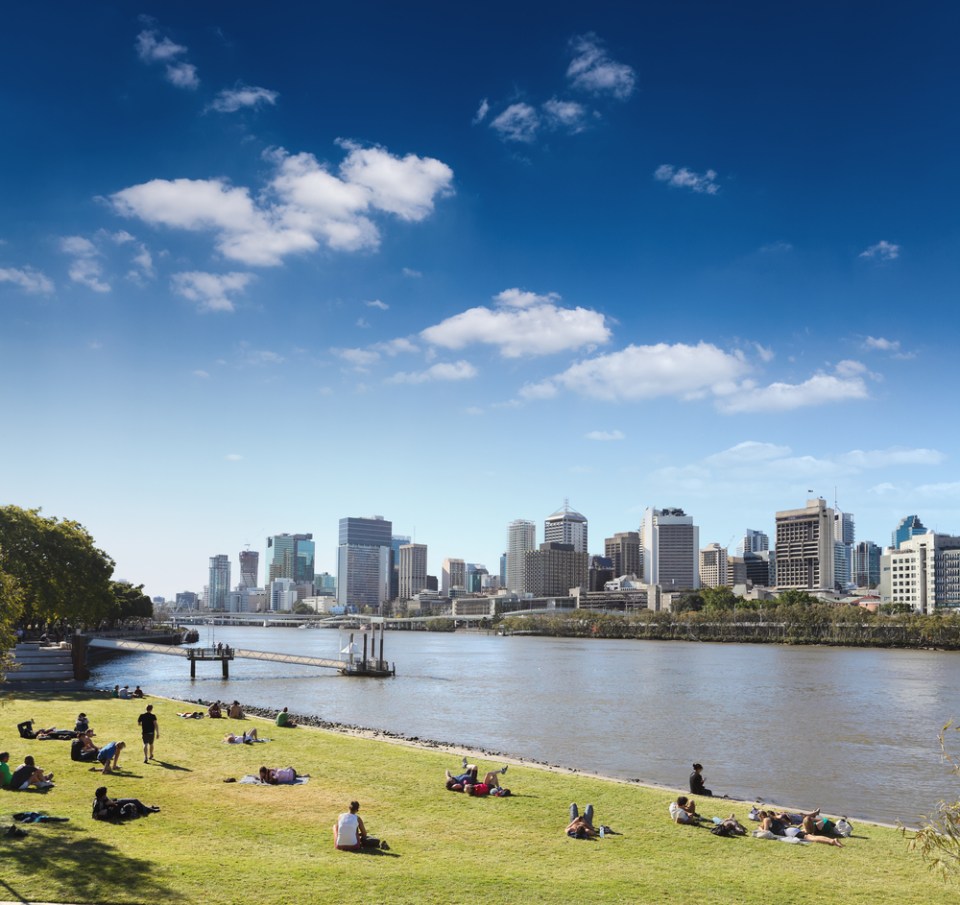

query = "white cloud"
[
  {"left": 490, "top": 103, "right": 540, "bottom": 143},
  {"left": 130, "top": 244, "right": 155, "bottom": 280},
  {"left": 0, "top": 266, "right": 54, "bottom": 294},
  {"left": 716, "top": 373, "right": 868, "bottom": 413},
  {"left": 654, "top": 164, "right": 719, "bottom": 195},
  {"left": 567, "top": 34, "right": 636, "bottom": 99},
  {"left": 171, "top": 271, "right": 254, "bottom": 313},
  {"left": 518, "top": 380, "right": 559, "bottom": 401},
  {"left": 60, "top": 235, "right": 110, "bottom": 292},
  {"left": 193, "top": 370, "right": 210, "bottom": 378},
  {"left": 754, "top": 343, "right": 774, "bottom": 363},
  {"left": 136, "top": 28, "right": 199, "bottom": 89},
  {"left": 839, "top": 447, "right": 946, "bottom": 468},
  {"left": 110, "top": 143, "right": 453, "bottom": 266},
  {"left": 239, "top": 347, "right": 284, "bottom": 366},
  {"left": 356, "top": 317, "right": 370, "bottom": 328},
  {"left": 859, "top": 240, "right": 900, "bottom": 261},
  {"left": 366, "top": 299, "right": 389, "bottom": 310},
  {"left": 209, "top": 85, "right": 279, "bottom": 113},
  {"left": 863, "top": 335, "right": 900, "bottom": 352},
  {"left": 376, "top": 337, "right": 417, "bottom": 356},
  {"left": 704, "top": 441, "right": 792, "bottom": 466},
  {"left": 421, "top": 288, "right": 610, "bottom": 358},
  {"left": 402, "top": 267, "right": 422, "bottom": 278},
  {"left": 165, "top": 62, "right": 199, "bottom": 89},
  {"left": 541, "top": 342, "right": 748, "bottom": 401},
  {"left": 225, "top": 453, "right": 243, "bottom": 461},
  {"left": 834, "top": 359, "right": 868, "bottom": 378},
  {"left": 542, "top": 98, "right": 588, "bottom": 132},
  {"left": 386, "top": 360, "right": 478, "bottom": 384},
  {"left": 473, "top": 98, "right": 490, "bottom": 124},
  {"left": 915, "top": 482, "right": 960, "bottom": 498},
  {"left": 335, "top": 348, "right": 381, "bottom": 369},
  {"left": 585, "top": 429, "right": 625, "bottom": 441}
]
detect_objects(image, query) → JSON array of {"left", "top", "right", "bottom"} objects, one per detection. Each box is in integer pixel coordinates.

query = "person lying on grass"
[
  {"left": 757, "top": 811, "right": 843, "bottom": 847},
  {"left": 92, "top": 786, "right": 160, "bottom": 820},
  {"left": 259, "top": 765, "right": 299, "bottom": 784},
  {"left": 224, "top": 729, "right": 259, "bottom": 744},
  {"left": 333, "top": 801, "right": 389, "bottom": 851},
  {"left": 445, "top": 759, "right": 508, "bottom": 792},
  {"left": 566, "top": 803, "right": 607, "bottom": 839}
]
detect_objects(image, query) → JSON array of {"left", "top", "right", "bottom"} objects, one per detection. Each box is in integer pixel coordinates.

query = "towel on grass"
[{"left": 239, "top": 774, "right": 309, "bottom": 785}]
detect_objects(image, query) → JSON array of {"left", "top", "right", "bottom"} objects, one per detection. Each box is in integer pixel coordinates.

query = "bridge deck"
[{"left": 87, "top": 638, "right": 344, "bottom": 671}]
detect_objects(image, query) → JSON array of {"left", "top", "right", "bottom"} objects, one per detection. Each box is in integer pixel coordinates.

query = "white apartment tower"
[
  {"left": 642, "top": 507, "right": 700, "bottom": 590},
  {"left": 544, "top": 501, "right": 588, "bottom": 553},
  {"left": 699, "top": 543, "right": 729, "bottom": 588},
  {"left": 774, "top": 498, "right": 835, "bottom": 590},
  {"left": 506, "top": 519, "right": 537, "bottom": 594}
]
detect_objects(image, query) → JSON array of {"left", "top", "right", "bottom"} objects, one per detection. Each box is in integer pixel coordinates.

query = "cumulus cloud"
[
  {"left": 539, "top": 342, "right": 748, "bottom": 401},
  {"left": 421, "top": 288, "right": 610, "bottom": 358},
  {"left": 0, "top": 266, "right": 54, "bottom": 294},
  {"left": 60, "top": 235, "right": 110, "bottom": 292},
  {"left": 859, "top": 240, "right": 900, "bottom": 261},
  {"left": 209, "top": 84, "right": 279, "bottom": 113},
  {"left": 654, "top": 164, "right": 719, "bottom": 195},
  {"left": 716, "top": 373, "right": 868, "bottom": 413},
  {"left": 585, "top": 429, "right": 625, "bottom": 441},
  {"left": 490, "top": 103, "right": 540, "bottom": 143},
  {"left": 402, "top": 267, "right": 422, "bottom": 278},
  {"left": 136, "top": 28, "right": 199, "bottom": 89},
  {"left": 566, "top": 33, "right": 636, "bottom": 99},
  {"left": 542, "top": 98, "right": 588, "bottom": 132},
  {"left": 863, "top": 336, "right": 899, "bottom": 352},
  {"left": 171, "top": 271, "right": 254, "bottom": 313},
  {"left": 335, "top": 348, "right": 381, "bottom": 370},
  {"left": 473, "top": 98, "right": 490, "bottom": 124},
  {"left": 386, "top": 360, "right": 478, "bottom": 384},
  {"left": 366, "top": 299, "right": 389, "bottom": 310},
  {"left": 109, "top": 142, "right": 453, "bottom": 266}
]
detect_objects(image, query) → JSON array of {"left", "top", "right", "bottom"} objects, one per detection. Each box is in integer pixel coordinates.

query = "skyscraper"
[
  {"left": 774, "top": 498, "right": 835, "bottom": 590},
  {"left": 265, "top": 533, "right": 315, "bottom": 584},
  {"left": 736, "top": 529, "right": 769, "bottom": 555},
  {"left": 544, "top": 501, "right": 588, "bottom": 553},
  {"left": 239, "top": 548, "right": 259, "bottom": 588},
  {"left": 524, "top": 542, "right": 589, "bottom": 597},
  {"left": 853, "top": 541, "right": 881, "bottom": 588},
  {"left": 506, "top": 519, "right": 536, "bottom": 594},
  {"left": 834, "top": 510, "right": 855, "bottom": 590},
  {"left": 208, "top": 554, "right": 231, "bottom": 611},
  {"left": 604, "top": 531, "right": 641, "bottom": 578},
  {"left": 892, "top": 515, "right": 927, "bottom": 550},
  {"left": 441, "top": 558, "right": 465, "bottom": 594},
  {"left": 641, "top": 507, "right": 700, "bottom": 590},
  {"left": 399, "top": 543, "right": 428, "bottom": 600},
  {"left": 337, "top": 516, "right": 392, "bottom": 611},
  {"left": 699, "top": 543, "right": 728, "bottom": 588}
]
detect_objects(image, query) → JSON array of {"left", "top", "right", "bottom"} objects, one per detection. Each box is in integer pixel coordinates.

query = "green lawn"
[{"left": 0, "top": 691, "right": 949, "bottom": 904}]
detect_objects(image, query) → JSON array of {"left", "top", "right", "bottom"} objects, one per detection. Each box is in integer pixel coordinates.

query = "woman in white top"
[{"left": 333, "top": 801, "right": 386, "bottom": 850}]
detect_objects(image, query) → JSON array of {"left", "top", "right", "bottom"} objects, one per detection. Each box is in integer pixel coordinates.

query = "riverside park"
[{"left": 0, "top": 691, "right": 950, "bottom": 905}]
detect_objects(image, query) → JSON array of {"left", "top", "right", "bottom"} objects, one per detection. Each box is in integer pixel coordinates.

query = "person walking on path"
[{"left": 138, "top": 704, "right": 159, "bottom": 763}]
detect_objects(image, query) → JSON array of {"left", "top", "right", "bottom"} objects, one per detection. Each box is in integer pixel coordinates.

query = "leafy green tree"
[
  {"left": 775, "top": 588, "right": 818, "bottom": 607},
  {"left": 672, "top": 591, "right": 704, "bottom": 613},
  {"left": 0, "top": 506, "right": 115, "bottom": 625},
  {"left": 110, "top": 581, "right": 154, "bottom": 621},
  {"left": 292, "top": 601, "right": 315, "bottom": 615},
  {"left": 0, "top": 565, "right": 24, "bottom": 679},
  {"left": 904, "top": 722, "right": 960, "bottom": 878},
  {"left": 700, "top": 586, "right": 741, "bottom": 611}
]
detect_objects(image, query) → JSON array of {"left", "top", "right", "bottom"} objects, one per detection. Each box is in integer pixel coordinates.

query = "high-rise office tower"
[
  {"left": 834, "top": 510, "right": 855, "bottom": 590},
  {"left": 506, "top": 519, "right": 537, "bottom": 594},
  {"left": 390, "top": 534, "right": 411, "bottom": 601},
  {"left": 265, "top": 534, "right": 315, "bottom": 584},
  {"left": 544, "top": 501, "right": 588, "bottom": 553},
  {"left": 239, "top": 548, "right": 259, "bottom": 588},
  {"left": 399, "top": 543, "right": 428, "bottom": 600},
  {"left": 524, "top": 542, "right": 589, "bottom": 596},
  {"left": 882, "top": 532, "right": 960, "bottom": 613},
  {"left": 208, "top": 554, "right": 231, "bottom": 611},
  {"left": 337, "top": 516, "right": 392, "bottom": 611},
  {"left": 441, "top": 558, "right": 465, "bottom": 594},
  {"left": 604, "top": 531, "right": 641, "bottom": 578},
  {"left": 853, "top": 541, "right": 881, "bottom": 588},
  {"left": 699, "top": 543, "right": 729, "bottom": 588},
  {"left": 736, "top": 529, "right": 769, "bottom": 555},
  {"left": 892, "top": 515, "right": 927, "bottom": 550},
  {"left": 641, "top": 507, "right": 700, "bottom": 590},
  {"left": 774, "top": 498, "right": 835, "bottom": 590}
]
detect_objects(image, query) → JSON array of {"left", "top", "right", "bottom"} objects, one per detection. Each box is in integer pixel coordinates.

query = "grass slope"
[{"left": 0, "top": 691, "right": 946, "bottom": 904}]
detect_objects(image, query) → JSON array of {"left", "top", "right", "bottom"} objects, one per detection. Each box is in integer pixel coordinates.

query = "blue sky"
[{"left": 2, "top": 2, "right": 959, "bottom": 598}]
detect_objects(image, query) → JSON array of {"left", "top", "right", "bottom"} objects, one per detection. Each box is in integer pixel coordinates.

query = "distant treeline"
[{"left": 497, "top": 604, "right": 960, "bottom": 649}]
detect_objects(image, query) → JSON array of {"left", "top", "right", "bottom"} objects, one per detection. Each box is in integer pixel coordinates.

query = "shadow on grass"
[
  {"left": 151, "top": 760, "right": 192, "bottom": 772},
  {"left": 340, "top": 848, "right": 401, "bottom": 858},
  {"left": 1, "top": 821, "right": 186, "bottom": 904}
]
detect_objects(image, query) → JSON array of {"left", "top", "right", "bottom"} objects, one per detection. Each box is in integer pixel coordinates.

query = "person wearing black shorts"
[{"left": 137, "top": 704, "right": 159, "bottom": 763}]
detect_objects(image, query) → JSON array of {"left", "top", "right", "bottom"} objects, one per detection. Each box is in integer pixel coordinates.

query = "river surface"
[{"left": 86, "top": 627, "right": 960, "bottom": 825}]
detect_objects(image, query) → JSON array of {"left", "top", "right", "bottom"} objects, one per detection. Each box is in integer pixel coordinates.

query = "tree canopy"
[{"left": 0, "top": 505, "right": 115, "bottom": 626}]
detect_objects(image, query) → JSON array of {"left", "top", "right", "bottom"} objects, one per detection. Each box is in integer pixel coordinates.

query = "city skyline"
[{"left": 3, "top": 4, "right": 959, "bottom": 599}]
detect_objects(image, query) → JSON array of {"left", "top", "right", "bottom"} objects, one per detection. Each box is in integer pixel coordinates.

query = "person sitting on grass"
[
  {"left": 0, "top": 751, "right": 12, "bottom": 789},
  {"left": 71, "top": 732, "right": 100, "bottom": 763},
  {"left": 9, "top": 755, "right": 54, "bottom": 791},
  {"left": 800, "top": 814, "right": 846, "bottom": 846},
  {"left": 259, "top": 765, "right": 299, "bottom": 784},
  {"left": 97, "top": 740, "right": 126, "bottom": 774},
  {"left": 92, "top": 786, "right": 159, "bottom": 820},
  {"left": 224, "top": 729, "right": 259, "bottom": 745},
  {"left": 207, "top": 701, "right": 223, "bottom": 719},
  {"left": 689, "top": 762, "right": 715, "bottom": 797},
  {"left": 275, "top": 707, "right": 297, "bottom": 728},
  {"left": 75, "top": 713, "right": 89, "bottom": 733},
  {"left": 132, "top": 686, "right": 144, "bottom": 698},
  {"left": 228, "top": 701, "right": 245, "bottom": 719},
  {"left": 566, "top": 803, "right": 603, "bottom": 839},
  {"left": 669, "top": 796, "right": 702, "bottom": 825},
  {"left": 333, "top": 801, "right": 388, "bottom": 850}
]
